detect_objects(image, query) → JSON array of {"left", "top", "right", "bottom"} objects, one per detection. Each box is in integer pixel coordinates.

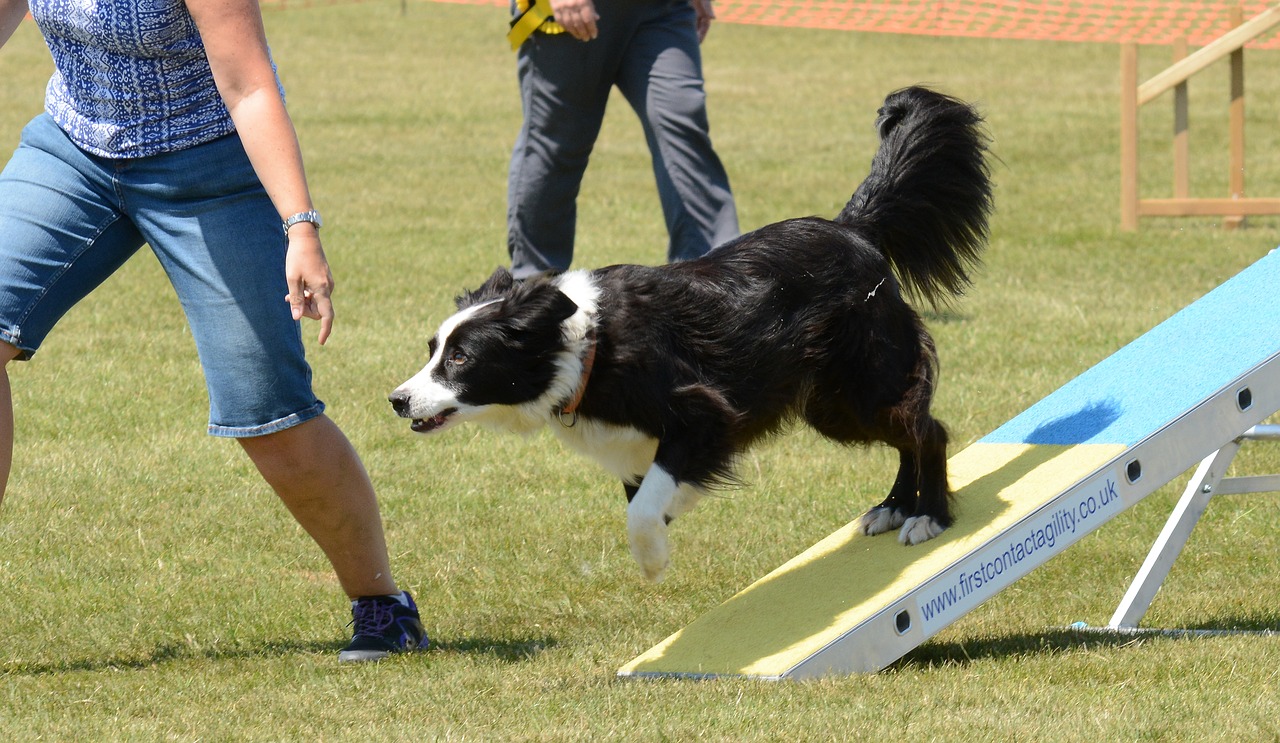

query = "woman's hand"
[
  {"left": 691, "top": 0, "right": 716, "bottom": 42},
  {"left": 283, "top": 225, "right": 335, "bottom": 345},
  {"left": 549, "top": 0, "right": 599, "bottom": 41}
]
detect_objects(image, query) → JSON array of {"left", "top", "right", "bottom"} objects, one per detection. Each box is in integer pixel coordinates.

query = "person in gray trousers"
[{"left": 507, "top": 0, "right": 739, "bottom": 278}]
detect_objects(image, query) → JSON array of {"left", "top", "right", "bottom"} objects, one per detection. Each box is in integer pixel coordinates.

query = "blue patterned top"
[{"left": 29, "top": 0, "right": 281, "bottom": 158}]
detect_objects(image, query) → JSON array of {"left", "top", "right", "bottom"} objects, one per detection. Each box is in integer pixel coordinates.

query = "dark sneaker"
[{"left": 338, "top": 591, "right": 428, "bottom": 663}]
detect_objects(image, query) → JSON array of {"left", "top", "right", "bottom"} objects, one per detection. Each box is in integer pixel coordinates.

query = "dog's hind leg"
[
  {"left": 806, "top": 371, "right": 954, "bottom": 544},
  {"left": 802, "top": 389, "right": 923, "bottom": 538},
  {"left": 857, "top": 449, "right": 915, "bottom": 536},
  {"left": 897, "top": 415, "right": 953, "bottom": 545}
]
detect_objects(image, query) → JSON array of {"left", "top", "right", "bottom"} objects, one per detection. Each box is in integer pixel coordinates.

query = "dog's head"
[{"left": 389, "top": 267, "right": 587, "bottom": 435}]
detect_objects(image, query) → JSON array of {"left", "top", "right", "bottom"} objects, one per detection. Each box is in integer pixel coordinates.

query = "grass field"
[{"left": 3, "top": 2, "right": 1280, "bottom": 739}]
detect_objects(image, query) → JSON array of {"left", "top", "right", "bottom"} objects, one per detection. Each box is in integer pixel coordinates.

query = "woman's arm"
[
  {"left": 690, "top": 0, "right": 716, "bottom": 42},
  {"left": 0, "top": 0, "right": 30, "bottom": 50},
  {"left": 185, "top": 0, "right": 334, "bottom": 344}
]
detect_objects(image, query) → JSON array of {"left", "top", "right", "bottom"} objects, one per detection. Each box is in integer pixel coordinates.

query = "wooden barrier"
[{"left": 1120, "top": 4, "right": 1280, "bottom": 231}]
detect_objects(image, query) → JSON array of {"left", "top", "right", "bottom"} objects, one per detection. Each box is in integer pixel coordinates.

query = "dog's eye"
[{"left": 449, "top": 351, "right": 467, "bottom": 366}]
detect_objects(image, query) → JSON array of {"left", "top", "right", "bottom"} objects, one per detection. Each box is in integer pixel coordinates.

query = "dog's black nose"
[{"left": 389, "top": 390, "right": 410, "bottom": 416}]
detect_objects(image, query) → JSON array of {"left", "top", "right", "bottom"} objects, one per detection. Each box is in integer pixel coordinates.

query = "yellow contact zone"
[{"left": 619, "top": 442, "right": 1126, "bottom": 677}]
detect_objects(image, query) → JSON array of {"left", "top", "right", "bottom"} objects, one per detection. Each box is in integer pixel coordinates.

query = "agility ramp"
[{"left": 618, "top": 248, "right": 1280, "bottom": 680}]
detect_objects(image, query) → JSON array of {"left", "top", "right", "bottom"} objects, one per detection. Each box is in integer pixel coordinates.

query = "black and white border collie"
[{"left": 391, "top": 86, "right": 993, "bottom": 582}]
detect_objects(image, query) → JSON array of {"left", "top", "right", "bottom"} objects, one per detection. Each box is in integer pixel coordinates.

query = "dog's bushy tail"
[{"left": 836, "top": 86, "right": 993, "bottom": 307}]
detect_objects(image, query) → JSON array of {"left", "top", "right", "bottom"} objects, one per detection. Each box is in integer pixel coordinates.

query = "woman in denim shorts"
[{"left": 0, "top": 0, "right": 426, "bottom": 662}]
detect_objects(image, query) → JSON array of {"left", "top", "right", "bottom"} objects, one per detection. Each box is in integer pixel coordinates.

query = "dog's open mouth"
[{"left": 410, "top": 407, "right": 457, "bottom": 433}]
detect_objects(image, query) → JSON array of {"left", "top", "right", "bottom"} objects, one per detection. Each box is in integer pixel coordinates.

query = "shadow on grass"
[
  {"left": 429, "top": 635, "right": 559, "bottom": 663},
  {"left": 893, "top": 612, "right": 1280, "bottom": 670},
  {"left": 1, "top": 635, "right": 558, "bottom": 677},
  {"left": 895, "top": 628, "right": 1149, "bottom": 670},
  {"left": 1177, "top": 613, "right": 1280, "bottom": 633},
  {"left": 1, "top": 639, "right": 338, "bottom": 677}
]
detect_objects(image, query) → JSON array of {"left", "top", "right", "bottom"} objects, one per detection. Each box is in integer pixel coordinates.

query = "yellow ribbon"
[{"left": 507, "top": 0, "right": 565, "bottom": 51}]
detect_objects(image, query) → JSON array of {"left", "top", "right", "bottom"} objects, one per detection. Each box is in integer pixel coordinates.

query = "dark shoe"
[{"left": 338, "top": 591, "right": 428, "bottom": 663}]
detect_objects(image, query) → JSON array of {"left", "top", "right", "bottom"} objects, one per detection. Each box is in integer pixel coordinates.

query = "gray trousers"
[{"left": 507, "top": 0, "right": 739, "bottom": 277}]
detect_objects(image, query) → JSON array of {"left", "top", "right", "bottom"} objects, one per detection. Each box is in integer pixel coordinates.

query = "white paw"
[
  {"left": 627, "top": 512, "right": 670, "bottom": 583},
  {"left": 858, "top": 506, "right": 906, "bottom": 536},
  {"left": 898, "top": 515, "right": 945, "bottom": 545}
]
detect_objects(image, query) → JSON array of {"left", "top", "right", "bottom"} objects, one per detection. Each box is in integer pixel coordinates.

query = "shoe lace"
[{"left": 350, "top": 598, "right": 397, "bottom": 637}]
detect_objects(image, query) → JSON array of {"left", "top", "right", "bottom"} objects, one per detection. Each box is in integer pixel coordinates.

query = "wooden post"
[
  {"left": 1120, "top": 43, "right": 1140, "bottom": 232},
  {"left": 1173, "top": 38, "right": 1190, "bottom": 200},
  {"left": 1226, "top": 5, "right": 1246, "bottom": 229},
  {"left": 1118, "top": 3, "right": 1280, "bottom": 231}
]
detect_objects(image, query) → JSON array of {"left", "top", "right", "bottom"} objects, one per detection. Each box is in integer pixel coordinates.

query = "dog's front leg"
[
  {"left": 626, "top": 464, "right": 682, "bottom": 582},
  {"left": 627, "top": 384, "right": 731, "bottom": 580}
]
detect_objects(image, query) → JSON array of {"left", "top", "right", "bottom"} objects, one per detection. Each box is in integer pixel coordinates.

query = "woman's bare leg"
[
  {"left": 0, "top": 342, "right": 18, "bottom": 509},
  {"left": 238, "top": 414, "right": 398, "bottom": 599}
]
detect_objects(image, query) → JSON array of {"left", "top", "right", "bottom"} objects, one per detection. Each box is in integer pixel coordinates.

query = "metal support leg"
[{"left": 1108, "top": 424, "right": 1280, "bottom": 630}]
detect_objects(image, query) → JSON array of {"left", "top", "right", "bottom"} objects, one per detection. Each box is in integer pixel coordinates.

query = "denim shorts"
[{"left": 0, "top": 114, "right": 324, "bottom": 437}]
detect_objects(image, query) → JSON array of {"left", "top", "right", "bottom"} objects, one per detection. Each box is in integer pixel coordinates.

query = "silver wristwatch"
[{"left": 283, "top": 209, "right": 323, "bottom": 234}]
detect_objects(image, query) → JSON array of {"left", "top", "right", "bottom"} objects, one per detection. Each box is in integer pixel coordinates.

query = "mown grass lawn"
[{"left": 1, "top": 2, "right": 1278, "bottom": 740}]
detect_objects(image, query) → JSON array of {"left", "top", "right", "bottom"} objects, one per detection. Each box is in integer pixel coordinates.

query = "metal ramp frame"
[{"left": 1107, "top": 424, "right": 1280, "bottom": 632}]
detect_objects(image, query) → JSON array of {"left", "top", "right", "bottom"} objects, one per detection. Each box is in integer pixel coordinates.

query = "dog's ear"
[
  {"left": 504, "top": 279, "right": 579, "bottom": 328},
  {"left": 546, "top": 287, "right": 580, "bottom": 325},
  {"left": 456, "top": 266, "right": 515, "bottom": 309}
]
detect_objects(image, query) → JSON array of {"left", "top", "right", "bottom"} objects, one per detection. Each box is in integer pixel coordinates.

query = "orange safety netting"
[
  {"left": 266, "top": 0, "right": 1280, "bottom": 49},
  {"left": 715, "top": 1, "right": 1280, "bottom": 48}
]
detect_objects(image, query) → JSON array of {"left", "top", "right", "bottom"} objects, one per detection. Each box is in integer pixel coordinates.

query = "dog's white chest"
[{"left": 551, "top": 420, "right": 657, "bottom": 483}]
